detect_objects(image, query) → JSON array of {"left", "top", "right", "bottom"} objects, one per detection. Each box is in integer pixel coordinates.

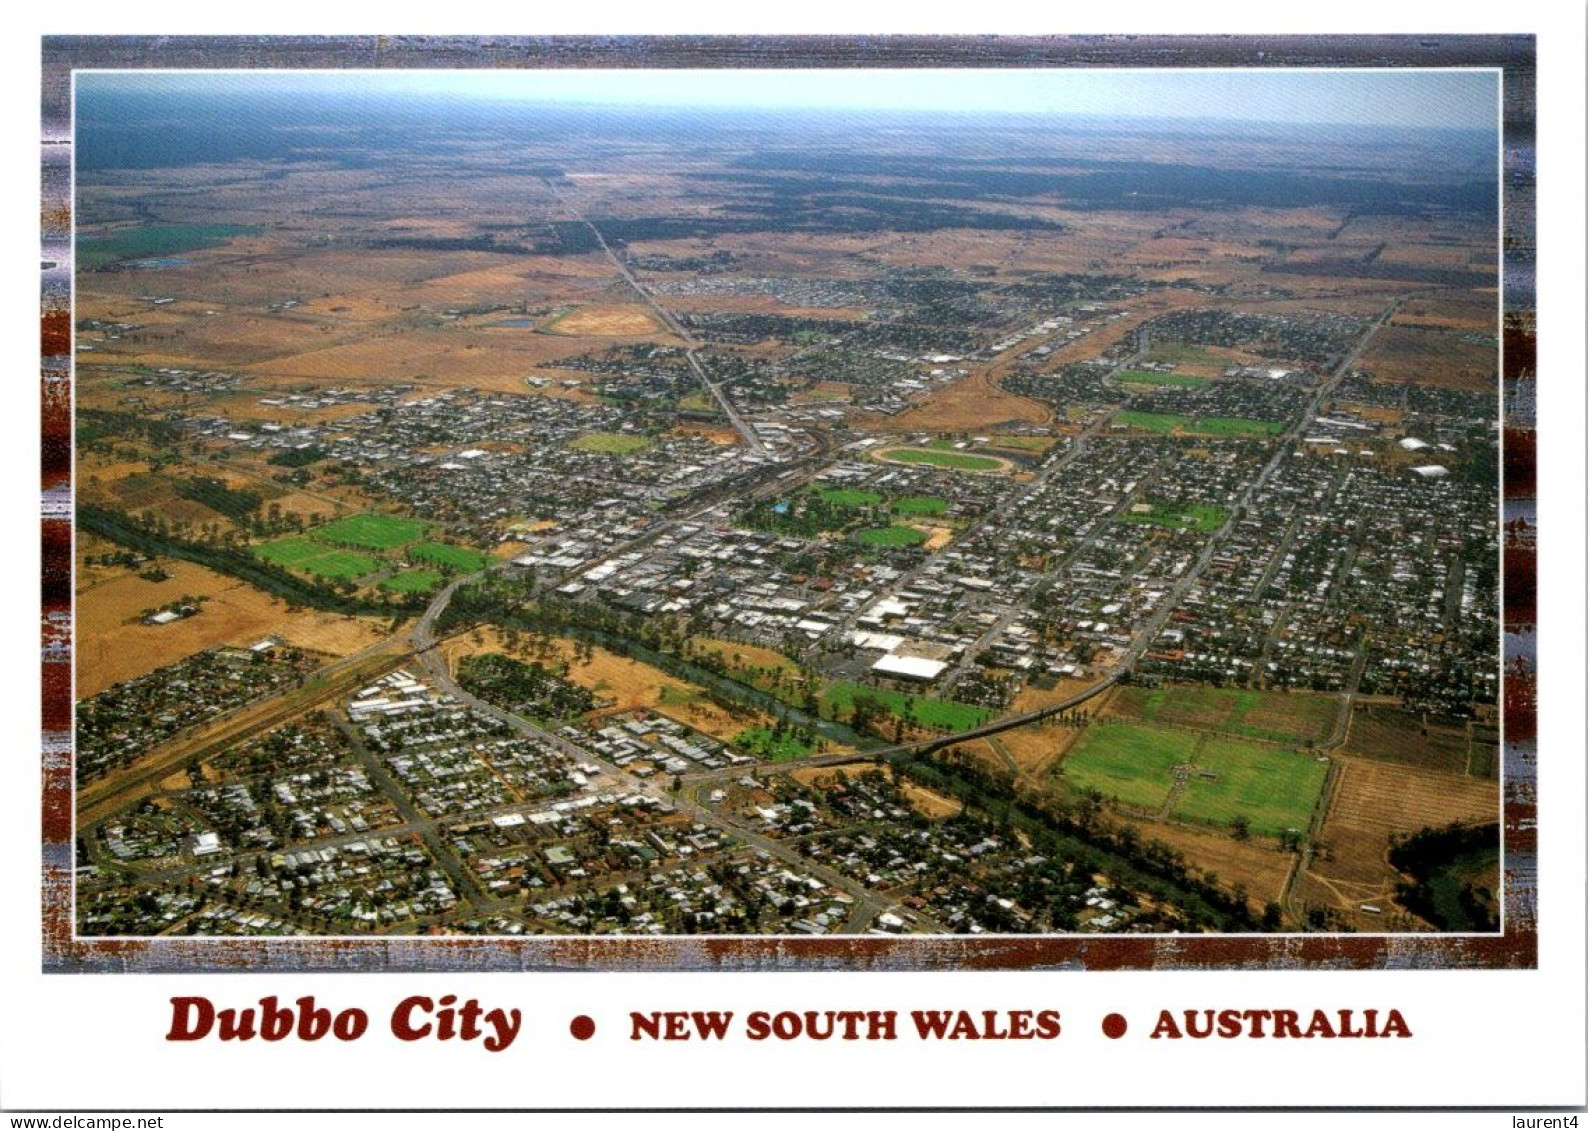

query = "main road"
[{"left": 540, "top": 177, "right": 767, "bottom": 454}]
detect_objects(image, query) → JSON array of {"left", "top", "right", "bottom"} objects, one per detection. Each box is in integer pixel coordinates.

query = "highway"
[{"left": 540, "top": 177, "right": 767, "bottom": 455}]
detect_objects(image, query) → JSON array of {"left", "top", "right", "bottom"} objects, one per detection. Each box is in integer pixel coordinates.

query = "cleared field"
[
  {"left": 1058, "top": 724, "right": 1185, "bottom": 812},
  {"left": 75, "top": 555, "right": 388, "bottom": 698},
  {"left": 1120, "top": 501, "right": 1228, "bottom": 534},
  {"left": 821, "top": 682, "right": 991, "bottom": 732},
  {"left": 881, "top": 368, "right": 1051, "bottom": 433},
  {"left": 853, "top": 525, "right": 927, "bottom": 547},
  {"left": 897, "top": 778, "right": 963, "bottom": 820},
  {"left": 1109, "top": 684, "right": 1339, "bottom": 746},
  {"left": 440, "top": 628, "right": 780, "bottom": 742},
  {"left": 568, "top": 431, "right": 652, "bottom": 455},
  {"left": 1170, "top": 739, "right": 1328, "bottom": 838},
  {"left": 1116, "top": 370, "right": 1212, "bottom": 389},
  {"left": 311, "top": 512, "right": 427, "bottom": 550},
  {"left": 891, "top": 495, "right": 948, "bottom": 516},
  {"left": 1115, "top": 410, "right": 1284, "bottom": 437},
  {"left": 875, "top": 447, "right": 1006, "bottom": 472},
  {"left": 1389, "top": 292, "right": 1498, "bottom": 333},
  {"left": 1118, "top": 814, "right": 1294, "bottom": 909},
  {"left": 1342, "top": 705, "right": 1495, "bottom": 776},
  {"left": 685, "top": 636, "right": 807, "bottom": 703},
  {"left": 254, "top": 536, "right": 380, "bottom": 580},
  {"left": 543, "top": 304, "right": 663, "bottom": 337},
  {"left": 1303, "top": 756, "right": 1500, "bottom": 925},
  {"left": 408, "top": 542, "right": 491, "bottom": 572},
  {"left": 380, "top": 569, "right": 444, "bottom": 594},
  {"left": 1358, "top": 324, "right": 1497, "bottom": 392}
]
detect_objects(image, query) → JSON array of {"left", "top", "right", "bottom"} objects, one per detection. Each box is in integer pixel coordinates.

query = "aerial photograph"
[{"left": 71, "top": 66, "right": 1504, "bottom": 940}]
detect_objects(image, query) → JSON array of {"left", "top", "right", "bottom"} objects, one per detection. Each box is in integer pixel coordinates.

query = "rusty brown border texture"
[{"left": 40, "top": 33, "right": 1538, "bottom": 973}]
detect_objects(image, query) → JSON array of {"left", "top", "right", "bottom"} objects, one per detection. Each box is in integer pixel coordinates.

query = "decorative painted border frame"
[{"left": 40, "top": 33, "right": 1537, "bottom": 972}]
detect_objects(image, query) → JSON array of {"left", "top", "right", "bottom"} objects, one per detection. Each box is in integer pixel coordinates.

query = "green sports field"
[
  {"left": 381, "top": 569, "right": 445, "bottom": 594},
  {"left": 876, "top": 447, "right": 1004, "bottom": 472},
  {"left": 1059, "top": 724, "right": 1187, "bottom": 811},
  {"left": 891, "top": 495, "right": 948, "bottom": 516},
  {"left": 817, "top": 487, "right": 884, "bottom": 507},
  {"left": 853, "top": 525, "right": 927, "bottom": 547},
  {"left": 1171, "top": 738, "right": 1328, "bottom": 837},
  {"left": 254, "top": 536, "right": 380, "bottom": 581},
  {"left": 408, "top": 542, "right": 491, "bottom": 572},
  {"left": 1120, "top": 501, "right": 1229, "bottom": 534},
  {"left": 310, "top": 512, "right": 427, "bottom": 550},
  {"left": 1115, "top": 410, "right": 1284, "bottom": 438},
  {"left": 1060, "top": 722, "right": 1328, "bottom": 836}
]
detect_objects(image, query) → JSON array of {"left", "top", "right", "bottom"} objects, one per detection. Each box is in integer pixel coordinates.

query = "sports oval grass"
[
  {"left": 875, "top": 447, "right": 1006, "bottom": 472},
  {"left": 853, "top": 525, "right": 928, "bottom": 547}
]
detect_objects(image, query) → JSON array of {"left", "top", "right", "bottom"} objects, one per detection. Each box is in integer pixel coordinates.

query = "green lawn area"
[
  {"left": 853, "top": 525, "right": 927, "bottom": 547},
  {"left": 1111, "top": 684, "right": 1340, "bottom": 745},
  {"left": 1058, "top": 724, "right": 1189, "bottom": 812},
  {"left": 408, "top": 542, "right": 491, "bottom": 572},
  {"left": 254, "top": 536, "right": 380, "bottom": 581},
  {"left": 891, "top": 495, "right": 948, "bottom": 516},
  {"left": 569, "top": 431, "right": 652, "bottom": 454},
  {"left": 1171, "top": 737, "right": 1329, "bottom": 838},
  {"left": 1060, "top": 721, "right": 1328, "bottom": 837},
  {"left": 381, "top": 568, "right": 446, "bottom": 594},
  {"left": 1115, "top": 410, "right": 1283, "bottom": 437},
  {"left": 821, "top": 682, "right": 992, "bottom": 731},
  {"left": 1120, "top": 501, "right": 1229, "bottom": 534},
  {"left": 310, "top": 512, "right": 427, "bottom": 550},
  {"left": 77, "top": 224, "right": 262, "bottom": 270},
  {"left": 817, "top": 487, "right": 884, "bottom": 507},
  {"left": 877, "top": 447, "right": 1004, "bottom": 472},
  {"left": 733, "top": 726, "right": 817, "bottom": 761},
  {"left": 1116, "top": 369, "right": 1212, "bottom": 389}
]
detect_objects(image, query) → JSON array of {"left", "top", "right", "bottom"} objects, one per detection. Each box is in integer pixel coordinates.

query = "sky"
[{"left": 84, "top": 68, "right": 1500, "bottom": 131}]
